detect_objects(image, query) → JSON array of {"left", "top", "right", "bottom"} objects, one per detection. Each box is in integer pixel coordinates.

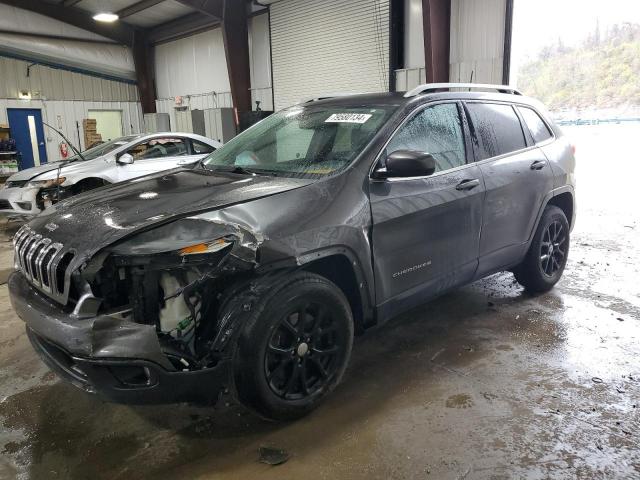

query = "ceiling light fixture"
[{"left": 93, "top": 12, "right": 119, "bottom": 23}]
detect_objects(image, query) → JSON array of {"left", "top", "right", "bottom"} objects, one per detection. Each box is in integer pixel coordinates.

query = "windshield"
[
  {"left": 202, "top": 106, "right": 395, "bottom": 177},
  {"left": 69, "top": 135, "right": 140, "bottom": 161}
]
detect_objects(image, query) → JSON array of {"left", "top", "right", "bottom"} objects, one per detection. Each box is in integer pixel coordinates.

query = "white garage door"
[{"left": 270, "top": 0, "right": 390, "bottom": 110}]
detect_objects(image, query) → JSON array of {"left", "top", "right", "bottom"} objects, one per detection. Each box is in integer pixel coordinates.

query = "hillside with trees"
[{"left": 516, "top": 23, "right": 640, "bottom": 111}]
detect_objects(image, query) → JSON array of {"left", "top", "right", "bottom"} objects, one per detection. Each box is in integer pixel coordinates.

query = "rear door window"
[
  {"left": 518, "top": 107, "right": 553, "bottom": 144},
  {"left": 466, "top": 103, "right": 527, "bottom": 160},
  {"left": 191, "top": 139, "right": 215, "bottom": 154}
]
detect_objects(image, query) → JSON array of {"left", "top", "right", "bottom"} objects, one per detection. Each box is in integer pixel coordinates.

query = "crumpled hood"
[
  {"left": 6, "top": 162, "right": 65, "bottom": 182},
  {"left": 9, "top": 157, "right": 110, "bottom": 183},
  {"left": 27, "top": 167, "right": 314, "bottom": 258}
]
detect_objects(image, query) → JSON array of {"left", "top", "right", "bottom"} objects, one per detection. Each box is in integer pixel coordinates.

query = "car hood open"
[{"left": 27, "top": 167, "right": 314, "bottom": 258}]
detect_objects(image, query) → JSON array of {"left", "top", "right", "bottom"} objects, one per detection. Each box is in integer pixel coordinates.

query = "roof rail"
[
  {"left": 298, "top": 92, "right": 365, "bottom": 104},
  {"left": 404, "top": 83, "right": 522, "bottom": 98}
]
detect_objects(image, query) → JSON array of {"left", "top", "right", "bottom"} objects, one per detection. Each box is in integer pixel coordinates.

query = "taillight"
[{"left": 571, "top": 144, "right": 576, "bottom": 155}]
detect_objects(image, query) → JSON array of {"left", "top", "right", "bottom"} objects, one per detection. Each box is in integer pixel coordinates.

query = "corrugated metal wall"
[
  {"left": 450, "top": 0, "right": 506, "bottom": 84},
  {"left": 270, "top": 0, "right": 390, "bottom": 110},
  {"left": 0, "top": 56, "right": 142, "bottom": 162},
  {"left": 0, "top": 56, "right": 139, "bottom": 102}
]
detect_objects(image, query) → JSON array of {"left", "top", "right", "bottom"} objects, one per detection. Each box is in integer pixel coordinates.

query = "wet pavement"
[{"left": 1, "top": 124, "right": 639, "bottom": 479}]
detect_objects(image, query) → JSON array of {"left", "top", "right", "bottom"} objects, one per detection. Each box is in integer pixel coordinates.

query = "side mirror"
[
  {"left": 117, "top": 153, "right": 134, "bottom": 165},
  {"left": 376, "top": 150, "right": 436, "bottom": 178}
]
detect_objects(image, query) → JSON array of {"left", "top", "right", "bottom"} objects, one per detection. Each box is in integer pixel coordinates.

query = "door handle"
[
  {"left": 530, "top": 160, "right": 547, "bottom": 170},
  {"left": 456, "top": 179, "right": 480, "bottom": 191}
]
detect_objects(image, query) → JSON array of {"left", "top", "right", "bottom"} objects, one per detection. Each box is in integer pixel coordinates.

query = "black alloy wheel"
[
  {"left": 540, "top": 220, "right": 567, "bottom": 277},
  {"left": 229, "top": 272, "right": 354, "bottom": 420},
  {"left": 265, "top": 302, "right": 343, "bottom": 400},
  {"left": 513, "top": 205, "right": 570, "bottom": 293}
]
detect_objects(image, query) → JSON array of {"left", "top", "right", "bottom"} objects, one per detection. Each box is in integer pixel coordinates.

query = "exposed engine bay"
[{"left": 72, "top": 220, "right": 267, "bottom": 373}]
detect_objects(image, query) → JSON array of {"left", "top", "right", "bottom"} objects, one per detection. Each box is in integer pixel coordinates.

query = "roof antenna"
[{"left": 469, "top": 70, "right": 474, "bottom": 91}]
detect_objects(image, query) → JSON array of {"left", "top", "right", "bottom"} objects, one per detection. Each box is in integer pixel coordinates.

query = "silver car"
[{"left": 0, "top": 132, "right": 222, "bottom": 218}]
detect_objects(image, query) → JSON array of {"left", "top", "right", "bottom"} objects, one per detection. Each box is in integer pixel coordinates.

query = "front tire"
[
  {"left": 514, "top": 205, "right": 570, "bottom": 293},
  {"left": 231, "top": 272, "right": 354, "bottom": 421}
]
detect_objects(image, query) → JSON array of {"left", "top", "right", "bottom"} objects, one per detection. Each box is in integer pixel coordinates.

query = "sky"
[{"left": 511, "top": 0, "right": 640, "bottom": 83}]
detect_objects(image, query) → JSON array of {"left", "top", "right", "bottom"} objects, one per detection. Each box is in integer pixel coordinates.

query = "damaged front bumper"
[
  {"left": 9, "top": 272, "right": 230, "bottom": 404},
  {"left": 0, "top": 185, "right": 41, "bottom": 218}
]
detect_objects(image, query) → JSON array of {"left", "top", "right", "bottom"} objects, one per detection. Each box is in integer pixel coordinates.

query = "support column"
[
  {"left": 221, "top": 0, "right": 251, "bottom": 121},
  {"left": 502, "top": 0, "right": 514, "bottom": 85},
  {"left": 132, "top": 30, "right": 157, "bottom": 114},
  {"left": 422, "top": 0, "right": 451, "bottom": 83},
  {"left": 389, "top": 0, "right": 405, "bottom": 91}
]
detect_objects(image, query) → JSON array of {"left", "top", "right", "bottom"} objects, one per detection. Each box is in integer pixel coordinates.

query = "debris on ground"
[
  {"left": 258, "top": 446, "right": 290, "bottom": 466},
  {"left": 591, "top": 377, "right": 604, "bottom": 384}
]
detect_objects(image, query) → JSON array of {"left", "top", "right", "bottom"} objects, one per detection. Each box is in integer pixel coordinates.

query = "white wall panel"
[
  {"left": 0, "top": 99, "right": 143, "bottom": 162},
  {"left": 155, "top": 28, "right": 231, "bottom": 100},
  {"left": 0, "top": 56, "right": 138, "bottom": 102},
  {"left": 155, "top": 17, "right": 273, "bottom": 113},
  {"left": 270, "top": 0, "right": 390, "bottom": 110},
  {"left": 249, "top": 13, "right": 273, "bottom": 111},
  {"left": 450, "top": 0, "right": 506, "bottom": 84},
  {"left": 404, "top": 0, "right": 425, "bottom": 69}
]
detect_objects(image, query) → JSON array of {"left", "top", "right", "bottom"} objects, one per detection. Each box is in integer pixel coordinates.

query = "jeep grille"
[{"left": 13, "top": 226, "right": 75, "bottom": 305}]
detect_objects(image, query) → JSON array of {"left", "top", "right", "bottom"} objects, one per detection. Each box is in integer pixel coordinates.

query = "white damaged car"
[{"left": 0, "top": 132, "right": 222, "bottom": 218}]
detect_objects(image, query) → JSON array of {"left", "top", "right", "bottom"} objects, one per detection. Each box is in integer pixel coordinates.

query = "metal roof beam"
[
  {"left": 0, "top": 0, "right": 136, "bottom": 45},
  {"left": 148, "top": 11, "right": 219, "bottom": 44},
  {"left": 174, "top": 0, "right": 223, "bottom": 19},
  {"left": 117, "top": 0, "right": 166, "bottom": 19}
]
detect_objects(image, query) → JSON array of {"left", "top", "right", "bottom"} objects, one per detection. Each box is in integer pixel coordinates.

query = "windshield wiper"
[
  {"left": 200, "top": 163, "right": 281, "bottom": 177},
  {"left": 206, "top": 165, "right": 261, "bottom": 175}
]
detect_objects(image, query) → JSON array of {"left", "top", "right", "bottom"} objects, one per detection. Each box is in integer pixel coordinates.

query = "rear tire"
[
  {"left": 514, "top": 205, "right": 569, "bottom": 293},
  {"left": 230, "top": 272, "right": 354, "bottom": 421}
]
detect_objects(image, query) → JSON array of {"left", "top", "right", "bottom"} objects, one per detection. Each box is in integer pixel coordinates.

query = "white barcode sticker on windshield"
[{"left": 325, "top": 113, "right": 372, "bottom": 124}]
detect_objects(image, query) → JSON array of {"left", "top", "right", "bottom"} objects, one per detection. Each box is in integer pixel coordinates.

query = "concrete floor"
[{"left": 1, "top": 124, "right": 639, "bottom": 479}]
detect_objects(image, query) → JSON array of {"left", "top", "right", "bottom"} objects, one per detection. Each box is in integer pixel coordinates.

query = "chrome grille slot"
[
  {"left": 54, "top": 251, "right": 75, "bottom": 295},
  {"left": 39, "top": 244, "right": 61, "bottom": 290},
  {"left": 21, "top": 236, "right": 40, "bottom": 278},
  {"left": 33, "top": 238, "right": 53, "bottom": 288},
  {"left": 28, "top": 239, "right": 48, "bottom": 285},
  {"left": 13, "top": 226, "right": 76, "bottom": 305}
]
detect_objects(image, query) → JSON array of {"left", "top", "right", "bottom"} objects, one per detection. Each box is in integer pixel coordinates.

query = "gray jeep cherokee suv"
[{"left": 9, "top": 83, "right": 575, "bottom": 420}]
